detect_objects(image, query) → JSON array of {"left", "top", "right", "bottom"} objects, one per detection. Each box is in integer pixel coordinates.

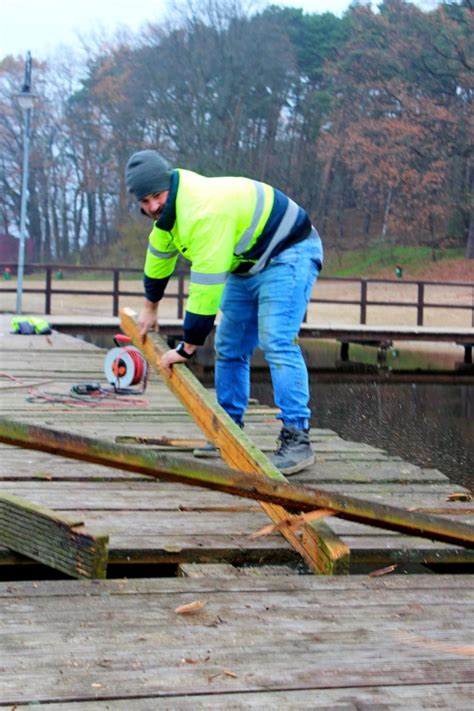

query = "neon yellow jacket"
[{"left": 144, "top": 169, "right": 319, "bottom": 344}]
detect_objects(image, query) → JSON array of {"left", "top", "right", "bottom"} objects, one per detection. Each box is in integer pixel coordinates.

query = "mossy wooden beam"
[
  {"left": 0, "top": 491, "right": 109, "bottom": 579},
  {"left": 1, "top": 418, "right": 474, "bottom": 551},
  {"left": 120, "top": 307, "right": 349, "bottom": 575}
]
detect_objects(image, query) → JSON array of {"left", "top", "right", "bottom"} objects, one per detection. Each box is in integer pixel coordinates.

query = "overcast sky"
[{"left": 2, "top": 0, "right": 357, "bottom": 60}]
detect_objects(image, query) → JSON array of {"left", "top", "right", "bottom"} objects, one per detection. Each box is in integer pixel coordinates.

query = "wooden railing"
[
  {"left": 1, "top": 263, "right": 473, "bottom": 327},
  {"left": 307, "top": 275, "right": 474, "bottom": 326}
]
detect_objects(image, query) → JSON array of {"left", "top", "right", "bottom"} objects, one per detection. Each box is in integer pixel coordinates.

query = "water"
[{"left": 251, "top": 377, "right": 474, "bottom": 491}]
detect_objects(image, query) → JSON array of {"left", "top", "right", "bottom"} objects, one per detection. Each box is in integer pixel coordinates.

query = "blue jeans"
[{"left": 215, "top": 232, "right": 323, "bottom": 430}]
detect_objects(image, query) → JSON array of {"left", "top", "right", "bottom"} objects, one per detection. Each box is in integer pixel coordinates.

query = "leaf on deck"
[
  {"left": 368, "top": 564, "right": 398, "bottom": 578},
  {"left": 175, "top": 600, "right": 206, "bottom": 614}
]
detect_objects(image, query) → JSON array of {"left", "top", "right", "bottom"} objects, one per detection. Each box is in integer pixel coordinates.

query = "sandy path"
[{"left": 1, "top": 276, "right": 473, "bottom": 328}]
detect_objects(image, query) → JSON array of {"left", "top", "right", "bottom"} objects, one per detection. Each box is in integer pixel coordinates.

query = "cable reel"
[{"left": 104, "top": 334, "right": 148, "bottom": 394}]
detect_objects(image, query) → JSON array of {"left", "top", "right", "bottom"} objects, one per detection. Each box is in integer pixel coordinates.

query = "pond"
[{"left": 250, "top": 376, "right": 474, "bottom": 491}]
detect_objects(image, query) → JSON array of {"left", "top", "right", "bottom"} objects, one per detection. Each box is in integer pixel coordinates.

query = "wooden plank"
[
  {"left": 1, "top": 418, "right": 474, "bottom": 552},
  {"left": 8, "top": 684, "right": 474, "bottom": 710},
  {"left": 0, "top": 483, "right": 471, "bottom": 525},
  {"left": 0, "top": 572, "right": 471, "bottom": 596},
  {"left": 301, "top": 521, "right": 350, "bottom": 574},
  {"left": 0, "top": 491, "right": 108, "bottom": 578},
  {"left": 120, "top": 307, "right": 349, "bottom": 575},
  {"left": 178, "top": 563, "right": 240, "bottom": 578},
  {"left": 301, "top": 322, "right": 474, "bottom": 344},
  {"left": 116, "top": 436, "right": 207, "bottom": 447},
  {"left": 0, "top": 445, "right": 456, "bottom": 487},
  {"left": 2, "top": 511, "right": 472, "bottom": 570}
]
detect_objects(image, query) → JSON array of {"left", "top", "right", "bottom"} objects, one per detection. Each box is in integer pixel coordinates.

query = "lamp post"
[{"left": 15, "top": 52, "right": 37, "bottom": 314}]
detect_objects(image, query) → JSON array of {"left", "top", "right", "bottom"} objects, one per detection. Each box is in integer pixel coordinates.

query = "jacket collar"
[{"left": 155, "top": 170, "right": 179, "bottom": 231}]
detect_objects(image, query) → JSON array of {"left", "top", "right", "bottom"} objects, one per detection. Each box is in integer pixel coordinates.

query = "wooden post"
[
  {"left": 112, "top": 269, "right": 120, "bottom": 317},
  {"left": 417, "top": 282, "right": 425, "bottom": 326},
  {"left": 360, "top": 279, "right": 367, "bottom": 324},
  {"left": 1, "top": 417, "right": 473, "bottom": 550},
  {"left": 45, "top": 266, "right": 52, "bottom": 314},
  {"left": 464, "top": 345, "right": 472, "bottom": 365},
  {"left": 0, "top": 490, "right": 109, "bottom": 579},
  {"left": 120, "top": 308, "right": 350, "bottom": 574}
]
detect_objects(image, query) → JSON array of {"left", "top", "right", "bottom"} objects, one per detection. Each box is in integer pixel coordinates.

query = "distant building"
[{"left": 0, "top": 233, "right": 34, "bottom": 269}]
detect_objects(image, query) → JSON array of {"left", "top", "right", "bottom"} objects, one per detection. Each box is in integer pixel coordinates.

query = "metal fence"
[{"left": 1, "top": 263, "right": 473, "bottom": 327}]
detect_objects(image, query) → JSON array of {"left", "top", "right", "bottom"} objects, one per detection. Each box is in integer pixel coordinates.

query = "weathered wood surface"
[
  {"left": 1, "top": 330, "right": 473, "bottom": 571},
  {"left": 0, "top": 574, "right": 473, "bottom": 707},
  {"left": 0, "top": 490, "right": 108, "bottom": 578}
]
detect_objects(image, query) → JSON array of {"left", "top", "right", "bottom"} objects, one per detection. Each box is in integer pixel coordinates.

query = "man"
[{"left": 125, "top": 150, "right": 323, "bottom": 474}]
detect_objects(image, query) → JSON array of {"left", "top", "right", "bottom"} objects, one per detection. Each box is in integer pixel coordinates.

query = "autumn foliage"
[{"left": 0, "top": 0, "right": 472, "bottom": 263}]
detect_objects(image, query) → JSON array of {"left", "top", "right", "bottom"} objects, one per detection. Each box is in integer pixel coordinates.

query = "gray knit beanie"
[{"left": 125, "top": 150, "right": 172, "bottom": 201}]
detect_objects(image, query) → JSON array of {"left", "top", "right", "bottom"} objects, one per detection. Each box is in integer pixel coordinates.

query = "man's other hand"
[
  {"left": 160, "top": 348, "right": 188, "bottom": 373},
  {"left": 138, "top": 302, "right": 159, "bottom": 341}
]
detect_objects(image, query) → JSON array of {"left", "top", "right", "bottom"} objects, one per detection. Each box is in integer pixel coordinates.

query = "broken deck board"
[
  {"left": 0, "top": 490, "right": 108, "bottom": 578},
  {"left": 0, "top": 325, "right": 473, "bottom": 572},
  {"left": 0, "top": 574, "right": 473, "bottom": 707}
]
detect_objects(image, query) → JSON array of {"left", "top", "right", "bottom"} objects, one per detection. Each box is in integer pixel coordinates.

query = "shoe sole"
[
  {"left": 278, "top": 453, "right": 315, "bottom": 476},
  {"left": 193, "top": 450, "right": 220, "bottom": 459}
]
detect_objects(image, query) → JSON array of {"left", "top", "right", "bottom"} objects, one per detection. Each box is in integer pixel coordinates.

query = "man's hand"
[
  {"left": 160, "top": 343, "right": 197, "bottom": 374},
  {"left": 138, "top": 301, "right": 159, "bottom": 341},
  {"left": 160, "top": 349, "right": 188, "bottom": 373}
]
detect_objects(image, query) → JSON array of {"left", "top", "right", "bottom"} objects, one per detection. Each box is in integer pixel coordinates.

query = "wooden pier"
[{"left": 0, "top": 316, "right": 473, "bottom": 706}]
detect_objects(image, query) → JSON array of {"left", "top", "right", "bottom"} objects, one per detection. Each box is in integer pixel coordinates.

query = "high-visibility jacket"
[
  {"left": 144, "top": 169, "right": 322, "bottom": 344},
  {"left": 11, "top": 316, "right": 52, "bottom": 335}
]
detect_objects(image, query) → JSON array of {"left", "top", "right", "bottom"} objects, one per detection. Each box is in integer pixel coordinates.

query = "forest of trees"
[{"left": 0, "top": 0, "right": 472, "bottom": 265}]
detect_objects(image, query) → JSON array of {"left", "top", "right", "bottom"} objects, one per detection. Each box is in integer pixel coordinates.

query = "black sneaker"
[
  {"left": 193, "top": 422, "right": 244, "bottom": 459},
  {"left": 269, "top": 427, "right": 315, "bottom": 475},
  {"left": 192, "top": 442, "right": 220, "bottom": 458}
]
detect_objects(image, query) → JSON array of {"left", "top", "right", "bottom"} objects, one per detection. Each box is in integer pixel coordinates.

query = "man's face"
[{"left": 140, "top": 191, "right": 169, "bottom": 220}]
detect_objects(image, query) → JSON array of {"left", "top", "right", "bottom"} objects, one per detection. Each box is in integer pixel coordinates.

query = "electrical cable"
[{"left": 0, "top": 372, "right": 149, "bottom": 409}]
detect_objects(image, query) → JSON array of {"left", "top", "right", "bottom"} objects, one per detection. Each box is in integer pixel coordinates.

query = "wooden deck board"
[
  {"left": 0, "top": 574, "right": 473, "bottom": 706},
  {"left": 9, "top": 684, "right": 474, "bottom": 709},
  {"left": 0, "top": 446, "right": 454, "bottom": 487}
]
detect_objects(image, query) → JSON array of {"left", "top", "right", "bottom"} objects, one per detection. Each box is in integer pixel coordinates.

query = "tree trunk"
[
  {"left": 381, "top": 186, "right": 393, "bottom": 241},
  {"left": 27, "top": 174, "right": 43, "bottom": 262},
  {"left": 466, "top": 201, "right": 474, "bottom": 259},
  {"left": 363, "top": 209, "right": 372, "bottom": 248}
]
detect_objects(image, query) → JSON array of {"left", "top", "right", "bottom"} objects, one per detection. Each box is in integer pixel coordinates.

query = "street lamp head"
[
  {"left": 16, "top": 92, "right": 37, "bottom": 112},
  {"left": 16, "top": 51, "right": 37, "bottom": 112}
]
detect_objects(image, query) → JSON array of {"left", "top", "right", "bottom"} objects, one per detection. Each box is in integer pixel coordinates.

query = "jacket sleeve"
[
  {"left": 144, "top": 225, "right": 179, "bottom": 281},
  {"left": 144, "top": 274, "right": 171, "bottom": 302}
]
